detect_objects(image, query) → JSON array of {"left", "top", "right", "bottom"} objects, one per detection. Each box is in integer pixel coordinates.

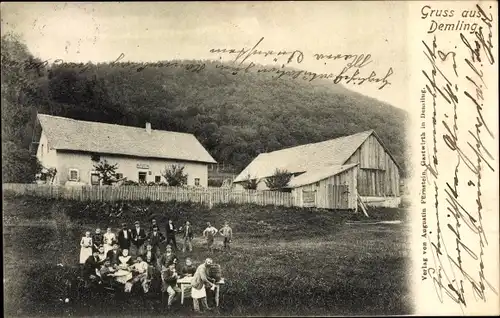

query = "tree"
[
  {"left": 264, "top": 168, "right": 292, "bottom": 191},
  {"left": 2, "top": 141, "right": 43, "bottom": 183},
  {"left": 162, "top": 164, "right": 188, "bottom": 187},
  {"left": 241, "top": 174, "right": 259, "bottom": 190},
  {"left": 93, "top": 159, "right": 119, "bottom": 185}
]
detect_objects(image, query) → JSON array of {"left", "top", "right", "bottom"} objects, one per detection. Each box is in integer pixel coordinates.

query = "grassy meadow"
[{"left": 3, "top": 193, "right": 412, "bottom": 316}]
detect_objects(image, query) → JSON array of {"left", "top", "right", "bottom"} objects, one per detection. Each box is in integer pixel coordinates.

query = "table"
[{"left": 177, "top": 276, "right": 225, "bottom": 307}]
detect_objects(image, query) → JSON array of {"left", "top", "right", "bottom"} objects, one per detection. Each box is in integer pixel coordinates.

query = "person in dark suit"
[
  {"left": 148, "top": 225, "right": 165, "bottom": 256},
  {"left": 117, "top": 223, "right": 132, "bottom": 250},
  {"left": 150, "top": 218, "right": 159, "bottom": 232},
  {"left": 131, "top": 220, "right": 147, "bottom": 256},
  {"left": 106, "top": 243, "right": 121, "bottom": 266},
  {"left": 182, "top": 221, "right": 194, "bottom": 252},
  {"left": 158, "top": 245, "right": 178, "bottom": 270},
  {"left": 165, "top": 219, "right": 178, "bottom": 251},
  {"left": 83, "top": 250, "right": 102, "bottom": 286},
  {"left": 142, "top": 243, "right": 158, "bottom": 281},
  {"left": 142, "top": 243, "right": 158, "bottom": 266}
]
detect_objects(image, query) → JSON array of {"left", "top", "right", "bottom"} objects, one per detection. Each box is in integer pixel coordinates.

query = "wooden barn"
[{"left": 233, "top": 130, "right": 401, "bottom": 209}]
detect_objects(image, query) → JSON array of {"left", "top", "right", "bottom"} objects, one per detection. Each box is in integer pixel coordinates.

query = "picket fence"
[{"left": 2, "top": 183, "right": 295, "bottom": 208}]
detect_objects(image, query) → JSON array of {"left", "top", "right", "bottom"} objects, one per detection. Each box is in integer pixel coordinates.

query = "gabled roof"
[
  {"left": 234, "top": 130, "right": 382, "bottom": 183},
  {"left": 37, "top": 114, "right": 217, "bottom": 164},
  {"left": 286, "top": 164, "right": 358, "bottom": 188}
]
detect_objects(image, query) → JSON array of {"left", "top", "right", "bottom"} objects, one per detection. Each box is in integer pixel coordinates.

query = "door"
[{"left": 138, "top": 172, "right": 147, "bottom": 184}]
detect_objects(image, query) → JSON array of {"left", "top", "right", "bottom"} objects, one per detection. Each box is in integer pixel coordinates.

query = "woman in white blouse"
[
  {"left": 79, "top": 231, "right": 93, "bottom": 264},
  {"left": 103, "top": 227, "right": 117, "bottom": 255}
]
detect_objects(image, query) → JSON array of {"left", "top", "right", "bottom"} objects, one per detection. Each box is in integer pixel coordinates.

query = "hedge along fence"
[{"left": 2, "top": 183, "right": 294, "bottom": 208}]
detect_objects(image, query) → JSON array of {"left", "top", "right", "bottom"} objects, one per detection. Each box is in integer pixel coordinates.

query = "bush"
[
  {"left": 122, "top": 180, "right": 139, "bottom": 186},
  {"left": 208, "top": 179, "right": 223, "bottom": 187},
  {"left": 264, "top": 169, "right": 292, "bottom": 191}
]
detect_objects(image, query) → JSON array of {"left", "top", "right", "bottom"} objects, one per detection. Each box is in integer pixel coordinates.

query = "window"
[
  {"left": 91, "top": 154, "right": 101, "bottom": 162},
  {"left": 138, "top": 172, "right": 147, "bottom": 184},
  {"left": 91, "top": 172, "right": 100, "bottom": 186},
  {"left": 116, "top": 173, "right": 123, "bottom": 180},
  {"left": 69, "top": 169, "right": 79, "bottom": 181},
  {"left": 194, "top": 178, "right": 200, "bottom": 186},
  {"left": 155, "top": 176, "right": 161, "bottom": 183}
]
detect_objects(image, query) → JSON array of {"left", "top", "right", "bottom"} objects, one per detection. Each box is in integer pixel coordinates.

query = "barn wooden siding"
[
  {"left": 344, "top": 134, "right": 400, "bottom": 197},
  {"left": 292, "top": 166, "right": 357, "bottom": 209}
]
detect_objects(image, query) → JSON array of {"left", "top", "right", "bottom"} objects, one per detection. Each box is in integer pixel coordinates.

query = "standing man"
[
  {"left": 117, "top": 223, "right": 132, "bottom": 251},
  {"left": 131, "top": 221, "right": 147, "bottom": 256},
  {"left": 150, "top": 218, "right": 158, "bottom": 232},
  {"left": 165, "top": 219, "right": 178, "bottom": 251},
  {"left": 219, "top": 221, "right": 233, "bottom": 251},
  {"left": 148, "top": 225, "right": 165, "bottom": 256},
  {"left": 182, "top": 221, "right": 194, "bottom": 253},
  {"left": 202, "top": 222, "right": 218, "bottom": 253},
  {"left": 191, "top": 258, "right": 216, "bottom": 313}
]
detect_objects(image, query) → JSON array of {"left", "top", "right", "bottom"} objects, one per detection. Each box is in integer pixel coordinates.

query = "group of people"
[
  {"left": 79, "top": 219, "right": 233, "bottom": 262},
  {"left": 78, "top": 218, "right": 232, "bottom": 312}
]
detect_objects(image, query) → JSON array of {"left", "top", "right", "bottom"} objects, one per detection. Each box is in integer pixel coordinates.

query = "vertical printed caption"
[{"left": 413, "top": 1, "right": 499, "bottom": 316}]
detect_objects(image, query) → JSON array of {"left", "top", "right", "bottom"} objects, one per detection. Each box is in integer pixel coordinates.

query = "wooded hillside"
[{"left": 1, "top": 34, "right": 408, "bottom": 182}]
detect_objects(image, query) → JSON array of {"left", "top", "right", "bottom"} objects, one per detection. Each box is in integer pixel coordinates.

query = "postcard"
[{"left": 1, "top": 1, "right": 498, "bottom": 316}]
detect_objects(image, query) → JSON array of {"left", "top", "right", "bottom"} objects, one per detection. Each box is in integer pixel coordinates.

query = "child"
[
  {"left": 219, "top": 222, "right": 233, "bottom": 251},
  {"left": 202, "top": 222, "right": 218, "bottom": 253},
  {"left": 80, "top": 231, "right": 93, "bottom": 264}
]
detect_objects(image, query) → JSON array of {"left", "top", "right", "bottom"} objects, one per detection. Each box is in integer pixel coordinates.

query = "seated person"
[
  {"left": 99, "top": 259, "right": 117, "bottom": 285},
  {"left": 127, "top": 256, "right": 150, "bottom": 293},
  {"left": 117, "top": 249, "right": 134, "bottom": 269},
  {"left": 97, "top": 245, "right": 106, "bottom": 263},
  {"left": 113, "top": 249, "right": 134, "bottom": 287},
  {"left": 181, "top": 258, "right": 196, "bottom": 277},
  {"left": 161, "top": 262, "right": 181, "bottom": 309},
  {"left": 143, "top": 243, "right": 157, "bottom": 266},
  {"left": 83, "top": 250, "right": 102, "bottom": 287},
  {"left": 142, "top": 243, "right": 158, "bottom": 280},
  {"left": 106, "top": 243, "right": 121, "bottom": 266},
  {"left": 180, "top": 257, "right": 196, "bottom": 298},
  {"left": 158, "top": 245, "right": 178, "bottom": 271}
]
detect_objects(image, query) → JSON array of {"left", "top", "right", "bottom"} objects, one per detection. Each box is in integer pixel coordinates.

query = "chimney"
[{"left": 145, "top": 122, "right": 151, "bottom": 134}]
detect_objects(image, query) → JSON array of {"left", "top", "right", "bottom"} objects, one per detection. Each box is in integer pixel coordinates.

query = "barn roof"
[
  {"left": 286, "top": 163, "right": 359, "bottom": 188},
  {"left": 37, "top": 114, "right": 217, "bottom": 164},
  {"left": 234, "top": 130, "right": 374, "bottom": 183}
]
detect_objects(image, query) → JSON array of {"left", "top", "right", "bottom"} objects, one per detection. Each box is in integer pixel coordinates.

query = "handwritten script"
[
  {"left": 19, "top": 36, "right": 393, "bottom": 90},
  {"left": 419, "top": 3, "right": 497, "bottom": 313},
  {"left": 209, "top": 37, "right": 394, "bottom": 89}
]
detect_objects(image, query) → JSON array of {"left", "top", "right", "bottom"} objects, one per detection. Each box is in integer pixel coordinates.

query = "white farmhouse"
[{"left": 35, "top": 114, "right": 216, "bottom": 186}]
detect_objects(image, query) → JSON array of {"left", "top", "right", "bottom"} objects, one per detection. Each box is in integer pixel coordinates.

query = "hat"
[{"left": 134, "top": 221, "right": 140, "bottom": 225}]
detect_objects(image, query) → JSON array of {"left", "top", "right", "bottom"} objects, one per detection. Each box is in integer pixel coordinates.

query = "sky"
[{"left": 1, "top": 2, "right": 409, "bottom": 110}]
